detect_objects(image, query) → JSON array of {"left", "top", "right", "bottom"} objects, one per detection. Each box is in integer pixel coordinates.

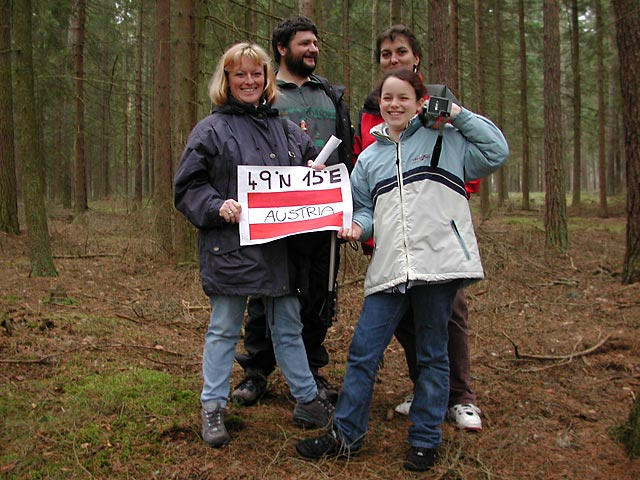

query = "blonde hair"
[{"left": 208, "top": 42, "right": 278, "bottom": 106}]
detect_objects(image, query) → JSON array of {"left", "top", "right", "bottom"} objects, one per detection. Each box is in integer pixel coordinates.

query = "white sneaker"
[
  {"left": 447, "top": 403, "right": 482, "bottom": 431},
  {"left": 394, "top": 393, "right": 413, "bottom": 416}
]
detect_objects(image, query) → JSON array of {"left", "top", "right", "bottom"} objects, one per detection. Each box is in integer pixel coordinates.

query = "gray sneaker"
[
  {"left": 293, "top": 390, "right": 335, "bottom": 428},
  {"left": 201, "top": 407, "right": 230, "bottom": 447}
]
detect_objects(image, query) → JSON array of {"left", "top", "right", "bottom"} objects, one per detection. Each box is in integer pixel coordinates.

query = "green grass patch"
[{"left": 0, "top": 367, "right": 198, "bottom": 479}]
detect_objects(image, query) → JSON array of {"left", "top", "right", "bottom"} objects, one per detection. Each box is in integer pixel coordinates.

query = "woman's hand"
[
  {"left": 307, "top": 159, "right": 326, "bottom": 171},
  {"left": 338, "top": 222, "right": 362, "bottom": 242},
  {"left": 219, "top": 199, "right": 242, "bottom": 223}
]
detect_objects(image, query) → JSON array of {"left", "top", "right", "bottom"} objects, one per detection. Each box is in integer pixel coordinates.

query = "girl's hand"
[{"left": 338, "top": 222, "right": 363, "bottom": 242}]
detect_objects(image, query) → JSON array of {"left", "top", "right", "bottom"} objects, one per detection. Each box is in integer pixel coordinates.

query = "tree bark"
[
  {"left": 12, "top": 0, "right": 56, "bottom": 276},
  {"left": 72, "top": 0, "right": 87, "bottom": 213},
  {"left": 342, "top": 0, "right": 350, "bottom": 104},
  {"left": 474, "top": 0, "right": 490, "bottom": 218},
  {"left": 543, "top": 0, "right": 568, "bottom": 250},
  {"left": 391, "top": 0, "right": 401, "bottom": 25},
  {"left": 428, "top": 0, "right": 450, "bottom": 85},
  {"left": 173, "top": 0, "right": 198, "bottom": 264},
  {"left": 450, "top": 0, "right": 459, "bottom": 95},
  {"left": 245, "top": 0, "right": 256, "bottom": 42},
  {"left": 299, "top": 0, "right": 313, "bottom": 18},
  {"left": 612, "top": 0, "right": 640, "bottom": 284},
  {"left": 570, "top": 0, "right": 581, "bottom": 209},
  {"left": 495, "top": 0, "right": 507, "bottom": 205},
  {"left": 0, "top": 0, "right": 19, "bottom": 234},
  {"left": 519, "top": 0, "right": 530, "bottom": 209},
  {"left": 596, "top": 0, "right": 608, "bottom": 217},
  {"left": 607, "top": 29, "right": 619, "bottom": 196},
  {"left": 153, "top": 0, "right": 173, "bottom": 256},
  {"left": 134, "top": 0, "right": 144, "bottom": 204}
]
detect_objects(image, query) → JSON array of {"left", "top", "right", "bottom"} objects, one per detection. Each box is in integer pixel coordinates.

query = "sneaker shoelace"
[{"left": 205, "top": 410, "right": 223, "bottom": 431}]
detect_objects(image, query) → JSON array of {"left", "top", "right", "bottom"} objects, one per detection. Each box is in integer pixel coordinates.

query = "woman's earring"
[{"left": 413, "top": 64, "right": 418, "bottom": 72}]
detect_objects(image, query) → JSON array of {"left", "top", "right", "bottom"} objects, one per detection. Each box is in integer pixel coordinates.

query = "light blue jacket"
[{"left": 351, "top": 108, "right": 509, "bottom": 296}]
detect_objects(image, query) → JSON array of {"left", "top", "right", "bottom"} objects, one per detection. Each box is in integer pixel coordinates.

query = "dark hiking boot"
[
  {"left": 314, "top": 374, "right": 339, "bottom": 405},
  {"left": 201, "top": 406, "right": 231, "bottom": 447},
  {"left": 295, "top": 428, "right": 357, "bottom": 460},
  {"left": 231, "top": 370, "right": 268, "bottom": 406},
  {"left": 293, "top": 389, "right": 335, "bottom": 428},
  {"left": 403, "top": 446, "right": 438, "bottom": 471}
]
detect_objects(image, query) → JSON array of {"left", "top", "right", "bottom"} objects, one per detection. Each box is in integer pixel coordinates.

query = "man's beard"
[{"left": 283, "top": 50, "right": 316, "bottom": 77}]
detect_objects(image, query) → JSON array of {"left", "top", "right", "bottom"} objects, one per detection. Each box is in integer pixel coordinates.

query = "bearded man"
[{"left": 232, "top": 16, "right": 353, "bottom": 412}]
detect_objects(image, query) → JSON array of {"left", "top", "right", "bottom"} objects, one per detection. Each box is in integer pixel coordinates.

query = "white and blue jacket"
[{"left": 351, "top": 108, "right": 509, "bottom": 296}]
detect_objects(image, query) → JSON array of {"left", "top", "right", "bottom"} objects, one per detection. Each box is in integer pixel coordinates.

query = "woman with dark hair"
[
  {"left": 296, "top": 69, "right": 508, "bottom": 471},
  {"left": 354, "top": 25, "right": 484, "bottom": 431},
  {"left": 174, "top": 42, "right": 334, "bottom": 448}
]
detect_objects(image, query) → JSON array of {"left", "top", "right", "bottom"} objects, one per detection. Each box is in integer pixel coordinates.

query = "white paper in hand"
[{"left": 311, "top": 135, "right": 342, "bottom": 167}]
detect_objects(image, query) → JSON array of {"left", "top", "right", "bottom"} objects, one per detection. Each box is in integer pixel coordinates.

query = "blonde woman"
[{"left": 174, "top": 42, "right": 334, "bottom": 447}]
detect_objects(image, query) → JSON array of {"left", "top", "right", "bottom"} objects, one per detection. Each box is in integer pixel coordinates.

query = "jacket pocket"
[{"left": 450, "top": 220, "right": 471, "bottom": 260}]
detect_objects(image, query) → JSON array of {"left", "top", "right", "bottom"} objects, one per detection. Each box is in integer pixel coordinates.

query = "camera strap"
[{"left": 430, "top": 123, "right": 446, "bottom": 168}]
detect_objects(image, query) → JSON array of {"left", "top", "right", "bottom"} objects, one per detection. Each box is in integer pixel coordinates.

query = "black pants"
[{"left": 239, "top": 231, "right": 338, "bottom": 377}]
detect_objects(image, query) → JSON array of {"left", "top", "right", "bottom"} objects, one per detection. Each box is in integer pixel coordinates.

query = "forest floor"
[{"left": 1, "top": 196, "right": 639, "bottom": 480}]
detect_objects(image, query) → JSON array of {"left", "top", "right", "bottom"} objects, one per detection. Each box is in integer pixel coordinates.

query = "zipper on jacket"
[
  {"left": 450, "top": 219, "right": 471, "bottom": 260},
  {"left": 396, "top": 140, "right": 410, "bottom": 281}
]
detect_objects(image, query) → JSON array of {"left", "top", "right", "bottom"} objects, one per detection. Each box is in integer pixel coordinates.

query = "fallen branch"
[
  {"left": 53, "top": 253, "right": 119, "bottom": 259},
  {"left": 503, "top": 331, "right": 612, "bottom": 361}
]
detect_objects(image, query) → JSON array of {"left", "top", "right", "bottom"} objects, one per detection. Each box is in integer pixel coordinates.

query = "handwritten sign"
[{"left": 238, "top": 164, "right": 352, "bottom": 246}]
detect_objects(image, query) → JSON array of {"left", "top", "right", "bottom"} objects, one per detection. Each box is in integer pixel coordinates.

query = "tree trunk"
[
  {"left": 299, "top": 0, "right": 313, "bottom": 18},
  {"left": 596, "top": 0, "right": 608, "bottom": 217},
  {"left": 519, "top": 0, "right": 530, "bottom": 209},
  {"left": 12, "top": 0, "right": 56, "bottom": 276},
  {"left": 173, "top": 0, "right": 198, "bottom": 264},
  {"left": 0, "top": 0, "right": 19, "bottom": 234},
  {"left": 428, "top": 0, "right": 450, "bottom": 85},
  {"left": 474, "top": 0, "right": 490, "bottom": 218},
  {"left": 543, "top": 0, "right": 568, "bottom": 250},
  {"left": 134, "top": 0, "right": 144, "bottom": 204},
  {"left": 570, "top": 0, "right": 581, "bottom": 209},
  {"left": 371, "top": 0, "right": 379, "bottom": 88},
  {"left": 342, "top": 0, "right": 350, "bottom": 104},
  {"left": 72, "top": 0, "right": 87, "bottom": 213},
  {"left": 607, "top": 29, "right": 619, "bottom": 196},
  {"left": 495, "top": 0, "right": 507, "bottom": 205},
  {"left": 245, "top": 0, "right": 256, "bottom": 42},
  {"left": 612, "top": 0, "right": 640, "bottom": 284},
  {"left": 153, "top": 0, "right": 173, "bottom": 256},
  {"left": 391, "top": 0, "right": 401, "bottom": 25},
  {"left": 122, "top": 7, "right": 129, "bottom": 199},
  {"left": 450, "top": 0, "right": 459, "bottom": 95}
]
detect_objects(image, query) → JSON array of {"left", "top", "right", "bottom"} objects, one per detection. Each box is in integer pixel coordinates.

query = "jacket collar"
[
  {"left": 371, "top": 114, "right": 422, "bottom": 144},
  {"left": 212, "top": 94, "right": 279, "bottom": 117}
]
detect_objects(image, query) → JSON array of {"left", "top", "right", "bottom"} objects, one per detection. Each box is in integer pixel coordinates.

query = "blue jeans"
[
  {"left": 201, "top": 295, "right": 317, "bottom": 411},
  {"left": 334, "top": 281, "right": 459, "bottom": 449}
]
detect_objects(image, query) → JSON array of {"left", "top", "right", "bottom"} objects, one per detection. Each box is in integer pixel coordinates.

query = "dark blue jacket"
[{"left": 174, "top": 99, "right": 317, "bottom": 297}]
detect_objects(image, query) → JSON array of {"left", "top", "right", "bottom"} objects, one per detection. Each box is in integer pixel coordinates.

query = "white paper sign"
[{"left": 238, "top": 164, "right": 353, "bottom": 246}]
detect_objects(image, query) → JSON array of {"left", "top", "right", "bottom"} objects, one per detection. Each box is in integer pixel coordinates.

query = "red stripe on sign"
[
  {"left": 250, "top": 212, "right": 343, "bottom": 240},
  {"left": 248, "top": 188, "right": 342, "bottom": 208}
]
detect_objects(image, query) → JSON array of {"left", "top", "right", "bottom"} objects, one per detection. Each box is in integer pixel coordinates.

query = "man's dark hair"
[
  {"left": 271, "top": 15, "right": 318, "bottom": 64},
  {"left": 375, "top": 24, "right": 422, "bottom": 70}
]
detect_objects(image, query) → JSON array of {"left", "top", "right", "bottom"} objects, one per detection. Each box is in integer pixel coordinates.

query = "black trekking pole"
[{"left": 323, "top": 231, "right": 338, "bottom": 326}]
